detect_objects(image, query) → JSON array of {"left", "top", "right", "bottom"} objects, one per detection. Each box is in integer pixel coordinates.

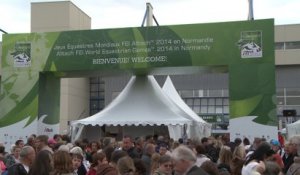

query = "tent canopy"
[
  {"left": 287, "top": 120, "right": 300, "bottom": 138},
  {"left": 162, "top": 76, "right": 211, "bottom": 139},
  {"left": 71, "top": 76, "right": 193, "bottom": 127}
]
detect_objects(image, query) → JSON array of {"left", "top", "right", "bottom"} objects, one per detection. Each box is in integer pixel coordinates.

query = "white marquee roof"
[
  {"left": 162, "top": 76, "right": 211, "bottom": 139},
  {"left": 71, "top": 75, "right": 194, "bottom": 127}
]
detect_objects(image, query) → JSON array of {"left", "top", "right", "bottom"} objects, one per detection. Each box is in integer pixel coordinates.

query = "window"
[
  {"left": 90, "top": 77, "right": 105, "bottom": 115},
  {"left": 286, "top": 88, "right": 300, "bottom": 96},
  {"left": 275, "top": 41, "right": 300, "bottom": 50},
  {"left": 275, "top": 42, "right": 284, "bottom": 50},
  {"left": 285, "top": 41, "right": 300, "bottom": 50},
  {"left": 286, "top": 97, "right": 300, "bottom": 105}
]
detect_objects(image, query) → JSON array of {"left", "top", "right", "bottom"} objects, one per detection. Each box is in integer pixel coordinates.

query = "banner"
[{"left": 0, "top": 19, "right": 276, "bottom": 145}]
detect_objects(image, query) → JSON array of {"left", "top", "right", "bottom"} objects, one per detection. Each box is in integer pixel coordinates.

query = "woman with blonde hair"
[
  {"left": 217, "top": 146, "right": 232, "bottom": 168},
  {"left": 117, "top": 156, "right": 135, "bottom": 175},
  {"left": 150, "top": 153, "right": 161, "bottom": 175},
  {"left": 230, "top": 144, "right": 246, "bottom": 175}
]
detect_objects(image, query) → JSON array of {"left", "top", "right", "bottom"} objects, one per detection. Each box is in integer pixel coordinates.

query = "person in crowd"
[
  {"left": 232, "top": 144, "right": 246, "bottom": 160},
  {"left": 121, "top": 136, "right": 139, "bottom": 159},
  {"left": 246, "top": 137, "right": 263, "bottom": 158},
  {"left": 202, "top": 137, "right": 220, "bottom": 163},
  {"left": 200, "top": 160, "right": 219, "bottom": 175},
  {"left": 51, "top": 150, "right": 75, "bottom": 175},
  {"left": 102, "top": 138, "right": 112, "bottom": 150},
  {"left": 116, "top": 156, "right": 135, "bottom": 175},
  {"left": 153, "top": 155, "right": 173, "bottom": 175},
  {"left": 242, "top": 142, "right": 274, "bottom": 175},
  {"left": 53, "top": 134, "right": 62, "bottom": 143},
  {"left": 217, "top": 146, "right": 232, "bottom": 168},
  {"left": 133, "top": 137, "right": 144, "bottom": 159},
  {"left": 150, "top": 153, "right": 160, "bottom": 175},
  {"left": 263, "top": 161, "right": 284, "bottom": 175},
  {"left": 230, "top": 144, "right": 246, "bottom": 175},
  {"left": 171, "top": 145, "right": 208, "bottom": 175},
  {"left": 48, "top": 138, "right": 58, "bottom": 152},
  {"left": 7, "top": 145, "right": 36, "bottom": 175},
  {"left": 28, "top": 150, "right": 53, "bottom": 175},
  {"left": 144, "top": 135, "right": 154, "bottom": 145},
  {"left": 25, "top": 136, "right": 35, "bottom": 148},
  {"left": 141, "top": 143, "right": 156, "bottom": 175},
  {"left": 70, "top": 146, "right": 87, "bottom": 175},
  {"left": 90, "top": 141, "right": 102, "bottom": 153},
  {"left": 195, "top": 144, "right": 211, "bottom": 167},
  {"left": 270, "top": 139, "right": 285, "bottom": 157},
  {"left": 230, "top": 156, "right": 244, "bottom": 175},
  {"left": 282, "top": 142, "right": 296, "bottom": 173},
  {"left": 133, "top": 158, "right": 147, "bottom": 175},
  {"left": 0, "top": 145, "right": 6, "bottom": 174},
  {"left": 243, "top": 137, "right": 251, "bottom": 153},
  {"left": 86, "top": 140, "right": 102, "bottom": 162},
  {"left": 35, "top": 135, "right": 53, "bottom": 153},
  {"left": 286, "top": 135, "right": 300, "bottom": 175},
  {"left": 15, "top": 140, "right": 25, "bottom": 148},
  {"left": 98, "top": 150, "right": 126, "bottom": 175},
  {"left": 158, "top": 144, "right": 169, "bottom": 156},
  {"left": 4, "top": 145, "right": 21, "bottom": 168},
  {"left": 86, "top": 152, "right": 107, "bottom": 175},
  {"left": 61, "top": 135, "right": 72, "bottom": 144},
  {"left": 170, "top": 141, "right": 180, "bottom": 152},
  {"left": 103, "top": 146, "right": 115, "bottom": 163}
]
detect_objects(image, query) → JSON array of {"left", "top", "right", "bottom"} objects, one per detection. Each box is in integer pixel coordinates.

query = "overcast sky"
[{"left": 1, "top": 0, "right": 300, "bottom": 41}]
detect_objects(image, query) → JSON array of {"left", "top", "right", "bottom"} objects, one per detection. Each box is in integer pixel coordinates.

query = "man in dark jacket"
[
  {"left": 7, "top": 146, "right": 36, "bottom": 175},
  {"left": 121, "top": 136, "right": 139, "bottom": 159},
  {"left": 171, "top": 145, "right": 209, "bottom": 175}
]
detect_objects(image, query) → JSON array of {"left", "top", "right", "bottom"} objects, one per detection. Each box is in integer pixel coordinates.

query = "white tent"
[
  {"left": 71, "top": 75, "right": 199, "bottom": 141},
  {"left": 162, "top": 76, "right": 211, "bottom": 140},
  {"left": 286, "top": 120, "right": 300, "bottom": 138}
]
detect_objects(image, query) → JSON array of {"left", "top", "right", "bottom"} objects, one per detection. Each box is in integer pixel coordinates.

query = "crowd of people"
[{"left": 0, "top": 133, "right": 300, "bottom": 175}]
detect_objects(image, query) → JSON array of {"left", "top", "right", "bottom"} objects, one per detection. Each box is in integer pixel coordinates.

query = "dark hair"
[
  {"left": 53, "top": 134, "right": 61, "bottom": 140},
  {"left": 61, "top": 134, "right": 71, "bottom": 143},
  {"left": 0, "top": 145, "right": 5, "bottom": 153},
  {"left": 201, "top": 137, "right": 208, "bottom": 144},
  {"left": 111, "top": 150, "right": 128, "bottom": 164},
  {"left": 243, "top": 138, "right": 250, "bottom": 145},
  {"left": 245, "top": 142, "right": 272, "bottom": 165},
  {"left": 91, "top": 152, "right": 106, "bottom": 167},
  {"left": 103, "top": 145, "right": 115, "bottom": 163},
  {"left": 15, "top": 139, "right": 24, "bottom": 146},
  {"left": 28, "top": 150, "right": 53, "bottom": 175},
  {"left": 200, "top": 161, "right": 219, "bottom": 175},
  {"left": 145, "top": 135, "right": 153, "bottom": 141},
  {"left": 195, "top": 144, "right": 207, "bottom": 154},
  {"left": 133, "top": 158, "right": 147, "bottom": 175},
  {"left": 234, "top": 138, "right": 242, "bottom": 146}
]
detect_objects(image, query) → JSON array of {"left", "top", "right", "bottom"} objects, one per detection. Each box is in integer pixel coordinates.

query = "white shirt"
[{"left": 242, "top": 161, "right": 260, "bottom": 175}]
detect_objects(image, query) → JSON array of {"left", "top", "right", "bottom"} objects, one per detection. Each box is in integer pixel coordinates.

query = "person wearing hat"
[
  {"left": 269, "top": 139, "right": 285, "bottom": 169},
  {"left": 270, "top": 139, "right": 285, "bottom": 157},
  {"left": 48, "top": 138, "right": 57, "bottom": 151}
]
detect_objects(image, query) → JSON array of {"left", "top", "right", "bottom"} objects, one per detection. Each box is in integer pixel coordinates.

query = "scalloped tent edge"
[{"left": 71, "top": 75, "right": 210, "bottom": 141}]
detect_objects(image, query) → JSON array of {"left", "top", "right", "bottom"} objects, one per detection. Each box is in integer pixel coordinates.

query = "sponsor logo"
[
  {"left": 237, "top": 31, "right": 262, "bottom": 58},
  {"left": 11, "top": 42, "right": 31, "bottom": 67}
]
